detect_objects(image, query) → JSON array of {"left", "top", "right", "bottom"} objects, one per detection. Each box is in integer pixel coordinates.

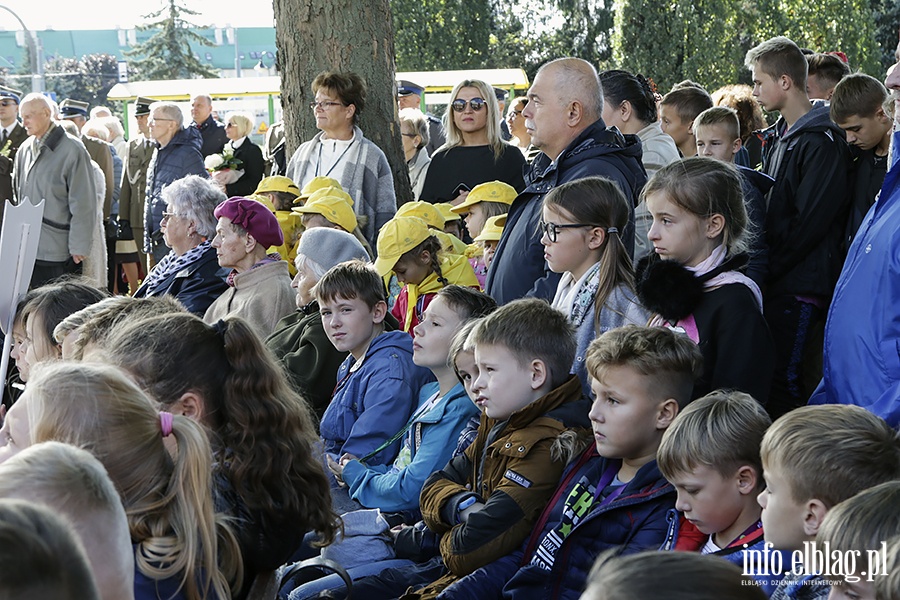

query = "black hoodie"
[
  {"left": 486, "top": 120, "right": 647, "bottom": 304},
  {"left": 756, "top": 104, "right": 851, "bottom": 298}
]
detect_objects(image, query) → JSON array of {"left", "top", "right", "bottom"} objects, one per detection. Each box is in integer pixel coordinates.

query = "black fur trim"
[{"left": 636, "top": 253, "right": 751, "bottom": 323}]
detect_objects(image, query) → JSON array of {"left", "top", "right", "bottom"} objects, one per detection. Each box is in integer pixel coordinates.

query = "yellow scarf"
[{"left": 403, "top": 253, "right": 480, "bottom": 331}]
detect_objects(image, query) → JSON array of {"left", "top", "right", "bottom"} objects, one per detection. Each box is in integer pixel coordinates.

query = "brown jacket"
[
  {"left": 413, "top": 375, "right": 590, "bottom": 598},
  {"left": 82, "top": 134, "right": 114, "bottom": 219}
]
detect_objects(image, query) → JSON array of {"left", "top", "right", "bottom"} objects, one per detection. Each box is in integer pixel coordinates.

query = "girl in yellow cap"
[{"left": 373, "top": 217, "right": 480, "bottom": 334}]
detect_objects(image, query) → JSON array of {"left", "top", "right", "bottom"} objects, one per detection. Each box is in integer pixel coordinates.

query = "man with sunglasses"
[
  {"left": 0, "top": 86, "right": 27, "bottom": 215},
  {"left": 485, "top": 58, "right": 647, "bottom": 305}
]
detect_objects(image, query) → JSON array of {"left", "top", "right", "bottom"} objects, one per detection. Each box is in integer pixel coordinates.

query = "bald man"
[
  {"left": 485, "top": 58, "right": 647, "bottom": 304},
  {"left": 14, "top": 93, "right": 97, "bottom": 288}
]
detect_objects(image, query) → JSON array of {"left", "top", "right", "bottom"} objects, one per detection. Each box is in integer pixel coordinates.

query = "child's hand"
[
  {"left": 339, "top": 452, "right": 358, "bottom": 466},
  {"left": 326, "top": 454, "right": 345, "bottom": 486},
  {"left": 389, "top": 524, "right": 408, "bottom": 541}
]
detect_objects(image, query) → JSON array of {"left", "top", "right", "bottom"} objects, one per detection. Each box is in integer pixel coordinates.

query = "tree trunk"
[{"left": 273, "top": 0, "right": 412, "bottom": 206}]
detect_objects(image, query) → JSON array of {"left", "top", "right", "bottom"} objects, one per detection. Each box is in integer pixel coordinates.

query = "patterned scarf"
[
  {"left": 143, "top": 241, "right": 212, "bottom": 292},
  {"left": 568, "top": 262, "right": 602, "bottom": 329}
]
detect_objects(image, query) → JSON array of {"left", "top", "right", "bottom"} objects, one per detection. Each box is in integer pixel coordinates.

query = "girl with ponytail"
[
  {"left": 101, "top": 313, "right": 339, "bottom": 595},
  {"left": 541, "top": 176, "right": 650, "bottom": 396},
  {"left": 22, "top": 362, "right": 239, "bottom": 600}
]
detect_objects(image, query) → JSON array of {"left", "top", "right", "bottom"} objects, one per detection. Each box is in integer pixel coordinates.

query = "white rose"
[{"left": 205, "top": 154, "right": 225, "bottom": 170}]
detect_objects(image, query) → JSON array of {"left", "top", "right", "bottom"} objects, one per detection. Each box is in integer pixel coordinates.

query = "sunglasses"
[{"left": 451, "top": 98, "right": 486, "bottom": 112}]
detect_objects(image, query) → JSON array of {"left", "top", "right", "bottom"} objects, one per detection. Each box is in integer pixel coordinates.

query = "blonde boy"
[
  {"left": 658, "top": 391, "right": 775, "bottom": 588},
  {"left": 759, "top": 405, "right": 900, "bottom": 600},
  {"left": 816, "top": 481, "right": 900, "bottom": 600},
  {"left": 659, "top": 86, "right": 713, "bottom": 157},
  {"left": 694, "top": 106, "right": 743, "bottom": 163}
]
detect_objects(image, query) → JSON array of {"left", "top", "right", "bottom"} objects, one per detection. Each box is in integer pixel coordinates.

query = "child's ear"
[
  {"left": 735, "top": 465, "right": 759, "bottom": 495},
  {"left": 802, "top": 499, "right": 829, "bottom": 536},
  {"left": 877, "top": 106, "right": 892, "bottom": 125},
  {"left": 706, "top": 213, "right": 725, "bottom": 239},
  {"left": 529, "top": 359, "right": 548, "bottom": 390},
  {"left": 656, "top": 398, "right": 679, "bottom": 430},
  {"left": 732, "top": 137, "right": 742, "bottom": 156},
  {"left": 372, "top": 300, "right": 388, "bottom": 324},
  {"left": 587, "top": 227, "right": 606, "bottom": 250},
  {"left": 418, "top": 249, "right": 432, "bottom": 266},
  {"left": 780, "top": 74, "right": 793, "bottom": 91},
  {"left": 172, "top": 392, "right": 205, "bottom": 422}
]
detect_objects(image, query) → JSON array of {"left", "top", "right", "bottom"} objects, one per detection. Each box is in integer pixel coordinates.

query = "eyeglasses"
[
  {"left": 400, "top": 132, "right": 418, "bottom": 138},
  {"left": 451, "top": 98, "right": 486, "bottom": 112},
  {"left": 225, "top": 122, "right": 235, "bottom": 128},
  {"left": 309, "top": 101, "right": 345, "bottom": 110},
  {"left": 507, "top": 110, "right": 523, "bottom": 119},
  {"left": 161, "top": 211, "right": 183, "bottom": 222},
  {"left": 148, "top": 118, "right": 173, "bottom": 126},
  {"left": 539, "top": 220, "right": 594, "bottom": 243}
]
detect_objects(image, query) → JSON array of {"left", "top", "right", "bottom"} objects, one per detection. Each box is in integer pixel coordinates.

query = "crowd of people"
[{"left": 0, "top": 32, "right": 899, "bottom": 600}]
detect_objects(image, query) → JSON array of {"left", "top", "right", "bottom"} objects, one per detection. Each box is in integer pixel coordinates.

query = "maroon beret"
[{"left": 214, "top": 196, "right": 284, "bottom": 247}]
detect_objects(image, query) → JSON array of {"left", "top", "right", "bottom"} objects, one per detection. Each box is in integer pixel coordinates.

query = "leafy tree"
[
  {"left": 391, "top": 0, "right": 493, "bottom": 70},
  {"left": 870, "top": 0, "right": 900, "bottom": 72},
  {"left": 124, "top": 0, "right": 218, "bottom": 81},
  {"left": 44, "top": 54, "right": 120, "bottom": 109}
]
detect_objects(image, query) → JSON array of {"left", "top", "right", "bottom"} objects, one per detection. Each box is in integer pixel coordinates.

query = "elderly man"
[
  {"left": 190, "top": 93, "right": 228, "bottom": 157},
  {"left": 0, "top": 86, "right": 28, "bottom": 210},
  {"left": 397, "top": 80, "right": 445, "bottom": 155},
  {"left": 144, "top": 101, "right": 207, "bottom": 266},
  {"left": 13, "top": 93, "right": 97, "bottom": 288},
  {"left": 118, "top": 96, "right": 157, "bottom": 277},
  {"left": 485, "top": 58, "right": 647, "bottom": 304}
]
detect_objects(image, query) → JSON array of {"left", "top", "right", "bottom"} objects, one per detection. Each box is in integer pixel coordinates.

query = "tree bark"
[{"left": 273, "top": 0, "right": 412, "bottom": 205}]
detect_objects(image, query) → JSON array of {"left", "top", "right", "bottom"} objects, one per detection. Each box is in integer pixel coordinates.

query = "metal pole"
[{"left": 0, "top": 5, "right": 43, "bottom": 92}]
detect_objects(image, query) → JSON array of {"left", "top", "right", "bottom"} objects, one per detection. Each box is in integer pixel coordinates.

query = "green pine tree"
[{"left": 124, "top": 0, "right": 219, "bottom": 81}]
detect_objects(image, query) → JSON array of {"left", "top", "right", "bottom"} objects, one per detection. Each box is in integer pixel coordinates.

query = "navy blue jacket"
[
  {"left": 143, "top": 126, "right": 208, "bottom": 251},
  {"left": 440, "top": 447, "right": 674, "bottom": 600},
  {"left": 485, "top": 120, "right": 646, "bottom": 304},
  {"left": 133, "top": 246, "right": 228, "bottom": 316},
  {"left": 196, "top": 114, "right": 229, "bottom": 158},
  {"left": 738, "top": 166, "right": 773, "bottom": 286}
]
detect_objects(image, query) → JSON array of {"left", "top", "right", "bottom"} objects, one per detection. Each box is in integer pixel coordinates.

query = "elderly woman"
[
  {"left": 506, "top": 96, "right": 539, "bottom": 162},
  {"left": 419, "top": 78, "right": 526, "bottom": 204},
  {"left": 399, "top": 108, "right": 431, "bottom": 201},
  {"left": 133, "top": 175, "right": 228, "bottom": 316},
  {"left": 265, "top": 227, "right": 370, "bottom": 420},
  {"left": 203, "top": 196, "right": 295, "bottom": 337},
  {"left": 222, "top": 112, "right": 265, "bottom": 197},
  {"left": 285, "top": 71, "right": 396, "bottom": 247}
]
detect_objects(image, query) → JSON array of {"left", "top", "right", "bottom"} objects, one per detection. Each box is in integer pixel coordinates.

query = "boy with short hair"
[
  {"left": 316, "top": 260, "right": 434, "bottom": 476},
  {"left": 657, "top": 390, "right": 777, "bottom": 592},
  {"left": 438, "top": 325, "right": 704, "bottom": 599},
  {"left": 659, "top": 86, "right": 714, "bottom": 157},
  {"left": 744, "top": 36, "right": 852, "bottom": 419},
  {"left": 694, "top": 106, "right": 771, "bottom": 284},
  {"left": 758, "top": 404, "right": 900, "bottom": 600},
  {"left": 353, "top": 298, "right": 590, "bottom": 599},
  {"left": 830, "top": 73, "right": 892, "bottom": 245},
  {"left": 816, "top": 481, "right": 900, "bottom": 599},
  {"left": 806, "top": 52, "right": 850, "bottom": 101}
]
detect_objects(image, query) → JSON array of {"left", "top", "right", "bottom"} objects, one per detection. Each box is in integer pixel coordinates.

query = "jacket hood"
[
  {"left": 527, "top": 119, "right": 646, "bottom": 187},
  {"left": 163, "top": 125, "right": 203, "bottom": 150},
  {"left": 759, "top": 104, "right": 845, "bottom": 144},
  {"left": 366, "top": 329, "right": 416, "bottom": 357},
  {"left": 737, "top": 165, "right": 775, "bottom": 194}
]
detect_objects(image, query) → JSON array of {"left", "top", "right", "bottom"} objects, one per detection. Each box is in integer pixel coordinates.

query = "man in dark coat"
[
  {"left": 0, "top": 85, "right": 28, "bottom": 216},
  {"left": 144, "top": 101, "right": 208, "bottom": 266},
  {"left": 485, "top": 58, "right": 647, "bottom": 304},
  {"left": 191, "top": 93, "right": 228, "bottom": 158}
]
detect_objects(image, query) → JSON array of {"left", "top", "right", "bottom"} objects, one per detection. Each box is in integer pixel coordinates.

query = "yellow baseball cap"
[
  {"left": 254, "top": 176, "right": 300, "bottom": 197},
  {"left": 292, "top": 194, "right": 358, "bottom": 232},
  {"left": 373, "top": 217, "right": 432, "bottom": 276},
  {"left": 297, "top": 176, "right": 343, "bottom": 202},
  {"left": 246, "top": 193, "right": 275, "bottom": 212},
  {"left": 305, "top": 186, "right": 354, "bottom": 207},
  {"left": 474, "top": 214, "right": 505, "bottom": 242},
  {"left": 435, "top": 203, "right": 461, "bottom": 223},
  {"left": 396, "top": 201, "right": 445, "bottom": 229},
  {"left": 450, "top": 181, "right": 517, "bottom": 214}
]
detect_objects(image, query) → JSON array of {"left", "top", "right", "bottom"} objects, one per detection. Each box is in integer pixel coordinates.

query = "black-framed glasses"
[
  {"left": 539, "top": 220, "right": 594, "bottom": 243},
  {"left": 451, "top": 98, "right": 486, "bottom": 112},
  {"left": 309, "top": 101, "right": 345, "bottom": 110}
]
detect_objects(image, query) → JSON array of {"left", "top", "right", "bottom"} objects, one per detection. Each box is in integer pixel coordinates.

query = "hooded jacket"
[
  {"left": 808, "top": 136, "right": 900, "bottom": 427},
  {"left": 143, "top": 126, "right": 208, "bottom": 252},
  {"left": 756, "top": 104, "right": 851, "bottom": 298},
  {"left": 320, "top": 330, "right": 435, "bottom": 466},
  {"left": 485, "top": 120, "right": 646, "bottom": 304},
  {"left": 407, "top": 376, "right": 590, "bottom": 599},
  {"left": 440, "top": 447, "right": 674, "bottom": 600}
]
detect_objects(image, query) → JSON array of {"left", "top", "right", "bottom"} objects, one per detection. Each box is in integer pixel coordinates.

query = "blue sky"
[{"left": 1, "top": 1, "right": 274, "bottom": 31}]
